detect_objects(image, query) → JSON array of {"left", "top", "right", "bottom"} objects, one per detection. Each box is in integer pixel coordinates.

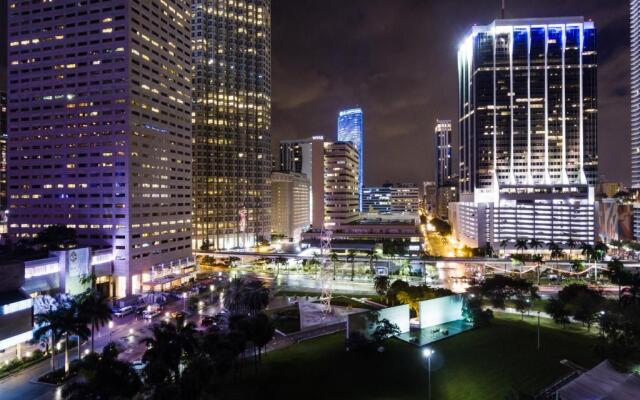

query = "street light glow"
[{"left": 423, "top": 348, "right": 434, "bottom": 358}]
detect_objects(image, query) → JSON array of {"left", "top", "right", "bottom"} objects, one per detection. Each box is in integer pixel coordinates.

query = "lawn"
[{"left": 216, "top": 316, "right": 601, "bottom": 400}]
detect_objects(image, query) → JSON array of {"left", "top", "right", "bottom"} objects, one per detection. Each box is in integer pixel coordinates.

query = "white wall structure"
[
  {"left": 378, "top": 304, "right": 411, "bottom": 333},
  {"left": 418, "top": 295, "right": 464, "bottom": 329}
]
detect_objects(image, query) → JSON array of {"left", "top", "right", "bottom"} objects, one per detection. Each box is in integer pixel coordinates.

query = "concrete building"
[
  {"left": 363, "top": 186, "right": 392, "bottom": 214},
  {"left": 435, "top": 119, "right": 452, "bottom": 187},
  {"left": 633, "top": 0, "right": 640, "bottom": 190},
  {"left": 451, "top": 18, "right": 598, "bottom": 249},
  {"left": 337, "top": 108, "right": 364, "bottom": 211},
  {"left": 423, "top": 181, "right": 438, "bottom": 215},
  {"left": 389, "top": 183, "right": 420, "bottom": 214},
  {"left": 436, "top": 186, "right": 458, "bottom": 220},
  {"left": 7, "top": 0, "right": 194, "bottom": 297},
  {"left": 0, "top": 262, "right": 32, "bottom": 353},
  {"left": 271, "top": 172, "right": 310, "bottom": 241},
  {"left": 192, "top": 0, "right": 272, "bottom": 250},
  {"left": 0, "top": 92, "right": 6, "bottom": 237},
  {"left": 278, "top": 136, "right": 325, "bottom": 228},
  {"left": 324, "top": 142, "right": 360, "bottom": 228}
]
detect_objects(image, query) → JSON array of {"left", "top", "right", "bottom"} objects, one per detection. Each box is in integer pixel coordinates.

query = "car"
[
  {"left": 114, "top": 306, "right": 134, "bottom": 318},
  {"left": 142, "top": 310, "right": 161, "bottom": 320},
  {"left": 201, "top": 316, "right": 216, "bottom": 328}
]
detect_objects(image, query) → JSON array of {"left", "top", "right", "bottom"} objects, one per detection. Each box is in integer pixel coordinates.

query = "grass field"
[{"left": 217, "top": 316, "right": 601, "bottom": 400}]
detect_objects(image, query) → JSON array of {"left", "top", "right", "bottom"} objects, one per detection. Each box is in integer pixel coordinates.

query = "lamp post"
[
  {"left": 537, "top": 311, "right": 541, "bottom": 350},
  {"left": 210, "top": 284, "right": 215, "bottom": 303},
  {"left": 183, "top": 292, "right": 187, "bottom": 312},
  {"left": 599, "top": 310, "right": 605, "bottom": 336},
  {"left": 423, "top": 348, "right": 434, "bottom": 400},
  {"left": 108, "top": 321, "right": 113, "bottom": 338}
]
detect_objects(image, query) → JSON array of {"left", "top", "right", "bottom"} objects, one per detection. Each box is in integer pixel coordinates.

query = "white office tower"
[{"left": 450, "top": 18, "right": 597, "bottom": 250}]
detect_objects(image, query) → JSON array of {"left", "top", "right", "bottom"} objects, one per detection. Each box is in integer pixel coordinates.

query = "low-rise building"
[{"left": 271, "top": 172, "right": 311, "bottom": 241}]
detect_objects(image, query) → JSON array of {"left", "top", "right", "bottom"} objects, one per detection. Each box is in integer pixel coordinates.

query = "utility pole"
[{"left": 501, "top": 0, "right": 506, "bottom": 19}]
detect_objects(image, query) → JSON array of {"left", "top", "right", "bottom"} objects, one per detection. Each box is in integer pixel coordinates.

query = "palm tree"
[
  {"left": 532, "top": 254, "right": 543, "bottom": 285},
  {"left": 366, "top": 250, "right": 379, "bottom": 274},
  {"left": 77, "top": 289, "right": 112, "bottom": 353},
  {"left": 330, "top": 251, "right": 339, "bottom": 280},
  {"left": 62, "top": 343, "right": 141, "bottom": 400},
  {"left": 529, "top": 239, "right": 543, "bottom": 255},
  {"left": 223, "top": 277, "right": 270, "bottom": 317},
  {"left": 347, "top": 249, "right": 357, "bottom": 281},
  {"left": 274, "top": 256, "right": 287, "bottom": 278},
  {"left": 566, "top": 238, "right": 577, "bottom": 259},
  {"left": 499, "top": 239, "right": 509, "bottom": 257},
  {"left": 34, "top": 307, "right": 64, "bottom": 373},
  {"left": 515, "top": 238, "right": 528, "bottom": 254},
  {"left": 59, "top": 302, "right": 90, "bottom": 373}
]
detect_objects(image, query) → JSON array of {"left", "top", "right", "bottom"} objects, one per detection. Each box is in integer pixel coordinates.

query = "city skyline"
[{"left": 271, "top": 0, "right": 629, "bottom": 186}]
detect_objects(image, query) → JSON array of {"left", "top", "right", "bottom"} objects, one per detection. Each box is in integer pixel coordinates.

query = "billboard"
[{"left": 418, "top": 294, "right": 464, "bottom": 328}]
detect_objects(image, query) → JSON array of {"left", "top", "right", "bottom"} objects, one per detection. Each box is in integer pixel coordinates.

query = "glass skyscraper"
[
  {"left": 632, "top": 0, "right": 640, "bottom": 188},
  {"left": 458, "top": 17, "right": 597, "bottom": 193},
  {"left": 192, "top": 0, "right": 272, "bottom": 250},
  {"left": 337, "top": 108, "right": 364, "bottom": 211}
]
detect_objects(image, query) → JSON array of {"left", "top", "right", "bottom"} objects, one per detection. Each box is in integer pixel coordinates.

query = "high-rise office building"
[
  {"left": 435, "top": 119, "right": 452, "bottom": 187},
  {"left": 192, "top": 0, "right": 272, "bottom": 250},
  {"left": 631, "top": 0, "right": 640, "bottom": 239},
  {"left": 271, "top": 172, "right": 310, "bottom": 240},
  {"left": 0, "top": 92, "right": 6, "bottom": 236},
  {"left": 389, "top": 183, "right": 420, "bottom": 214},
  {"left": 458, "top": 17, "right": 597, "bottom": 191},
  {"left": 632, "top": 0, "right": 640, "bottom": 189},
  {"left": 279, "top": 136, "right": 325, "bottom": 228},
  {"left": 451, "top": 18, "right": 597, "bottom": 249},
  {"left": 324, "top": 142, "right": 360, "bottom": 228},
  {"left": 7, "top": 0, "right": 194, "bottom": 297},
  {"left": 337, "top": 108, "right": 364, "bottom": 211}
]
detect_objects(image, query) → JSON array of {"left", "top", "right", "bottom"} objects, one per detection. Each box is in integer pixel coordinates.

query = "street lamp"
[
  {"left": 210, "top": 284, "right": 215, "bottom": 303},
  {"left": 537, "top": 310, "right": 541, "bottom": 350},
  {"left": 599, "top": 310, "right": 606, "bottom": 336},
  {"left": 422, "top": 348, "right": 434, "bottom": 400},
  {"left": 183, "top": 292, "right": 188, "bottom": 312}
]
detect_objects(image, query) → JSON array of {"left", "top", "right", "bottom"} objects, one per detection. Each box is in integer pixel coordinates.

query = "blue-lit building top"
[
  {"left": 337, "top": 107, "right": 364, "bottom": 211},
  {"left": 457, "top": 17, "right": 597, "bottom": 194}
]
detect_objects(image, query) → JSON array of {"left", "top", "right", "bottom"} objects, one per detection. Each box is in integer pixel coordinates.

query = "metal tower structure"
[{"left": 319, "top": 228, "right": 333, "bottom": 314}]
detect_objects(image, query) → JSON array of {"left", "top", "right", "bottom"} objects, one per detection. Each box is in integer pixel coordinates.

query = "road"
[{"left": 0, "top": 296, "right": 222, "bottom": 400}]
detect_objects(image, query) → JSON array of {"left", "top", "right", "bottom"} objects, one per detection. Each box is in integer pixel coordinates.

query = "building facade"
[
  {"left": 389, "top": 183, "right": 420, "bottom": 214},
  {"left": 337, "top": 108, "right": 364, "bottom": 211},
  {"left": 278, "top": 136, "right": 325, "bottom": 228},
  {"left": 458, "top": 17, "right": 597, "bottom": 191},
  {"left": 452, "top": 18, "right": 598, "bottom": 249},
  {"left": 632, "top": 0, "right": 640, "bottom": 189},
  {"left": 363, "top": 186, "right": 392, "bottom": 214},
  {"left": 436, "top": 185, "right": 458, "bottom": 220},
  {"left": 324, "top": 142, "right": 360, "bottom": 228},
  {"left": 423, "top": 181, "right": 438, "bottom": 215},
  {"left": 0, "top": 92, "right": 6, "bottom": 237},
  {"left": 271, "top": 172, "right": 310, "bottom": 240},
  {"left": 435, "top": 119, "right": 452, "bottom": 187},
  {"left": 7, "top": 0, "right": 194, "bottom": 297},
  {"left": 192, "top": 0, "right": 272, "bottom": 250}
]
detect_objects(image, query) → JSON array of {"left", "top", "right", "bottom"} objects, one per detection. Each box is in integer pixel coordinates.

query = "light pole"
[
  {"left": 599, "top": 310, "right": 605, "bottom": 336},
  {"left": 183, "top": 292, "right": 188, "bottom": 312},
  {"left": 423, "top": 348, "right": 434, "bottom": 400},
  {"left": 537, "top": 311, "right": 541, "bottom": 350},
  {"left": 108, "top": 321, "right": 113, "bottom": 338},
  {"left": 210, "top": 284, "right": 215, "bottom": 303}
]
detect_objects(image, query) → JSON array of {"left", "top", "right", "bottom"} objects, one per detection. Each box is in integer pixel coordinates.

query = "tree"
[
  {"left": 77, "top": 289, "right": 113, "bottom": 353},
  {"left": 200, "top": 239, "right": 210, "bottom": 251},
  {"left": 529, "top": 239, "right": 543, "bottom": 254},
  {"left": 33, "top": 225, "right": 77, "bottom": 250},
  {"left": 482, "top": 242, "right": 495, "bottom": 258},
  {"left": 532, "top": 254, "right": 544, "bottom": 285},
  {"left": 499, "top": 239, "right": 509, "bottom": 257},
  {"left": 607, "top": 258, "right": 627, "bottom": 302},
  {"left": 515, "top": 238, "right": 528, "bottom": 254},
  {"left": 274, "top": 256, "right": 287, "bottom": 278},
  {"left": 330, "top": 251, "right": 339, "bottom": 280},
  {"left": 223, "top": 277, "right": 269, "bottom": 316},
  {"left": 429, "top": 217, "right": 452, "bottom": 236},
  {"left": 566, "top": 238, "right": 577, "bottom": 259},
  {"left": 513, "top": 295, "right": 531, "bottom": 320},
  {"left": 62, "top": 343, "right": 141, "bottom": 400},
  {"left": 249, "top": 312, "right": 275, "bottom": 363},
  {"left": 374, "top": 275, "right": 390, "bottom": 297},
  {"left": 366, "top": 250, "right": 379, "bottom": 274},
  {"left": 347, "top": 249, "right": 357, "bottom": 281},
  {"left": 34, "top": 303, "right": 65, "bottom": 373},
  {"left": 545, "top": 298, "right": 570, "bottom": 327},
  {"left": 371, "top": 318, "right": 400, "bottom": 344}
]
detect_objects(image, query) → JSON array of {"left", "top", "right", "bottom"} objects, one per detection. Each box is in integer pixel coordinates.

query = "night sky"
[{"left": 271, "top": 0, "right": 630, "bottom": 186}]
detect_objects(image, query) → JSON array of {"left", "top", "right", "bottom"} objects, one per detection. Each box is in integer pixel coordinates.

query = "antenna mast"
[{"left": 501, "top": 0, "right": 505, "bottom": 19}]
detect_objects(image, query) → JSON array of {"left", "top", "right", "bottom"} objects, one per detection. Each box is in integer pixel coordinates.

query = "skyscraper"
[
  {"left": 337, "top": 108, "right": 364, "bottom": 211},
  {"left": 7, "top": 0, "right": 194, "bottom": 297},
  {"left": 632, "top": 0, "right": 640, "bottom": 189},
  {"left": 435, "top": 119, "right": 452, "bottom": 187},
  {"left": 279, "top": 136, "right": 325, "bottom": 228},
  {"left": 458, "top": 17, "right": 597, "bottom": 192},
  {"left": 192, "top": 0, "right": 272, "bottom": 250},
  {"left": 451, "top": 18, "right": 597, "bottom": 249},
  {"left": 324, "top": 142, "right": 360, "bottom": 228},
  {"left": 271, "top": 171, "right": 310, "bottom": 240}
]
